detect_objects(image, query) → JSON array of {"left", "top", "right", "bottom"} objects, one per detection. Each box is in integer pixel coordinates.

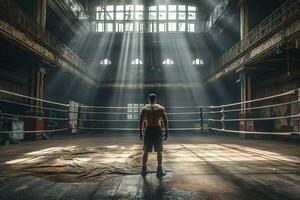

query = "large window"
[
  {"left": 163, "top": 58, "right": 175, "bottom": 65},
  {"left": 192, "top": 58, "right": 204, "bottom": 65},
  {"left": 95, "top": 4, "right": 197, "bottom": 33},
  {"left": 127, "top": 104, "right": 144, "bottom": 120},
  {"left": 131, "top": 58, "right": 143, "bottom": 65},
  {"left": 99, "top": 58, "right": 112, "bottom": 65},
  {"left": 96, "top": 5, "right": 144, "bottom": 32},
  {"left": 149, "top": 5, "right": 197, "bottom": 33}
]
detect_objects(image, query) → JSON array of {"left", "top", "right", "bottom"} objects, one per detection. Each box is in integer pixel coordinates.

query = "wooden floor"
[{"left": 0, "top": 133, "right": 300, "bottom": 200}]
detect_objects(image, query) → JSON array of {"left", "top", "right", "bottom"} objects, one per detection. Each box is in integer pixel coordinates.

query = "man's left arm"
[{"left": 162, "top": 108, "right": 168, "bottom": 141}]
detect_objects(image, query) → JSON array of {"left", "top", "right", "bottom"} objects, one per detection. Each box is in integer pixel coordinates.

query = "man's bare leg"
[
  {"left": 157, "top": 151, "right": 166, "bottom": 176},
  {"left": 142, "top": 151, "right": 148, "bottom": 175},
  {"left": 143, "top": 151, "right": 149, "bottom": 166},
  {"left": 157, "top": 151, "right": 162, "bottom": 167}
]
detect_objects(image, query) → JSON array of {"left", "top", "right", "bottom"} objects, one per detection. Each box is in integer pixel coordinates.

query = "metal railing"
[
  {"left": 0, "top": 0, "right": 87, "bottom": 73},
  {"left": 210, "top": 0, "right": 300, "bottom": 75}
]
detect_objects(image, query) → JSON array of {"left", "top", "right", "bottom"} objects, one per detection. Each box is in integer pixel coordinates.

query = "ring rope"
[
  {"left": 208, "top": 89, "right": 296, "bottom": 109},
  {"left": 209, "top": 127, "right": 299, "bottom": 136},
  {"left": 79, "top": 119, "right": 201, "bottom": 122},
  {"left": 79, "top": 127, "right": 203, "bottom": 131},
  {"left": 222, "top": 99, "right": 300, "bottom": 113},
  {"left": 79, "top": 111, "right": 202, "bottom": 115},
  {"left": 0, "top": 89, "right": 69, "bottom": 107},
  {"left": 0, "top": 98, "right": 71, "bottom": 113},
  {"left": 0, "top": 112, "right": 69, "bottom": 121},
  {"left": 206, "top": 114, "right": 299, "bottom": 122},
  {"left": 0, "top": 128, "right": 70, "bottom": 134}
]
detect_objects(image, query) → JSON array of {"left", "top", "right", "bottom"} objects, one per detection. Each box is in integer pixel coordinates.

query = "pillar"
[
  {"left": 24, "top": 0, "right": 47, "bottom": 140},
  {"left": 239, "top": 0, "right": 251, "bottom": 137},
  {"left": 240, "top": 0, "right": 249, "bottom": 39},
  {"left": 240, "top": 70, "right": 252, "bottom": 137}
]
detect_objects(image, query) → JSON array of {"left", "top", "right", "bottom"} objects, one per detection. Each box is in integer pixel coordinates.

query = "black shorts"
[{"left": 144, "top": 126, "right": 163, "bottom": 152}]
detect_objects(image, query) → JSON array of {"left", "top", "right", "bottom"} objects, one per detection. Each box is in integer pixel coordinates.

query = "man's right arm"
[{"left": 139, "top": 108, "right": 145, "bottom": 140}]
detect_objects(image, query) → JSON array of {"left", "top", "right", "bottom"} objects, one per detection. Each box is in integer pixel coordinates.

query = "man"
[{"left": 139, "top": 93, "right": 168, "bottom": 177}]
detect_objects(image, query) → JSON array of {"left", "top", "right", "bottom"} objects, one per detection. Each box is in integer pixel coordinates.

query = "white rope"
[
  {"left": 222, "top": 99, "right": 300, "bottom": 113},
  {"left": 79, "top": 127, "right": 203, "bottom": 131},
  {"left": 209, "top": 89, "right": 296, "bottom": 109},
  {"left": 79, "top": 119, "right": 201, "bottom": 122},
  {"left": 0, "top": 98, "right": 70, "bottom": 113},
  {"left": 209, "top": 127, "right": 298, "bottom": 136},
  {"left": 0, "top": 128, "right": 70, "bottom": 134},
  {"left": 0, "top": 89, "right": 69, "bottom": 107},
  {"left": 0, "top": 112, "right": 69, "bottom": 121},
  {"left": 206, "top": 114, "right": 299, "bottom": 122}
]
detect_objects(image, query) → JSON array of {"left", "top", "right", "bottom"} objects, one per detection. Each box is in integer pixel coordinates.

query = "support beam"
[
  {"left": 24, "top": 0, "right": 47, "bottom": 140},
  {"left": 239, "top": 70, "right": 252, "bottom": 137},
  {"left": 240, "top": 0, "right": 249, "bottom": 39}
]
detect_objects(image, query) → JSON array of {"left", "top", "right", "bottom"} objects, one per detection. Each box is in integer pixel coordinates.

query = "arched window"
[
  {"left": 192, "top": 58, "right": 204, "bottom": 65},
  {"left": 99, "top": 58, "right": 112, "bottom": 65},
  {"left": 162, "top": 58, "right": 174, "bottom": 65},
  {"left": 131, "top": 58, "right": 143, "bottom": 65}
]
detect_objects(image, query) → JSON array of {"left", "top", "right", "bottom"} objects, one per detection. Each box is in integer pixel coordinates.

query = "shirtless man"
[{"left": 139, "top": 93, "right": 168, "bottom": 177}]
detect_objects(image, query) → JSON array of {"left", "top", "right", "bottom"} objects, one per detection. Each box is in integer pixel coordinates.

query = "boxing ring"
[
  {"left": 1, "top": 89, "right": 300, "bottom": 199},
  {"left": 0, "top": 88, "right": 299, "bottom": 139}
]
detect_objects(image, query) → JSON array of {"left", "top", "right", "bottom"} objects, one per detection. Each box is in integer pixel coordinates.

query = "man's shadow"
[{"left": 141, "top": 175, "right": 167, "bottom": 199}]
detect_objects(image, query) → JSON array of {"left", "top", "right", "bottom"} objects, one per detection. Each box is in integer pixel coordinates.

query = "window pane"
[
  {"left": 150, "top": 6, "right": 157, "bottom": 11},
  {"left": 135, "top": 22, "right": 141, "bottom": 32},
  {"left": 97, "top": 12, "right": 105, "bottom": 20},
  {"left": 97, "top": 22, "right": 104, "bottom": 32},
  {"left": 150, "top": 22, "right": 157, "bottom": 32},
  {"left": 125, "top": 23, "right": 133, "bottom": 31},
  {"left": 125, "top": 5, "right": 133, "bottom": 20},
  {"left": 107, "top": 23, "right": 113, "bottom": 32},
  {"left": 150, "top": 12, "right": 157, "bottom": 20},
  {"left": 106, "top": 12, "right": 114, "bottom": 20},
  {"left": 159, "top": 12, "right": 167, "bottom": 20},
  {"left": 179, "top": 22, "right": 186, "bottom": 31},
  {"left": 135, "top": 12, "right": 143, "bottom": 20},
  {"left": 116, "top": 23, "right": 124, "bottom": 32},
  {"left": 169, "top": 5, "right": 177, "bottom": 11},
  {"left": 178, "top": 5, "right": 186, "bottom": 11},
  {"left": 126, "top": 5, "right": 134, "bottom": 11},
  {"left": 168, "top": 22, "right": 176, "bottom": 31},
  {"left": 178, "top": 12, "right": 186, "bottom": 20},
  {"left": 116, "top": 5, "right": 124, "bottom": 11},
  {"left": 159, "top": 23, "right": 166, "bottom": 32},
  {"left": 125, "top": 12, "right": 133, "bottom": 20},
  {"left": 168, "top": 12, "right": 176, "bottom": 20},
  {"left": 134, "top": 104, "right": 139, "bottom": 112},
  {"left": 135, "top": 5, "right": 144, "bottom": 11},
  {"left": 159, "top": 5, "right": 167, "bottom": 11},
  {"left": 106, "top": 5, "right": 114, "bottom": 11},
  {"left": 96, "top": 6, "right": 103, "bottom": 11},
  {"left": 188, "top": 12, "right": 196, "bottom": 20},
  {"left": 188, "top": 23, "right": 195, "bottom": 32},
  {"left": 128, "top": 104, "right": 133, "bottom": 112},
  {"left": 188, "top": 6, "right": 196, "bottom": 11},
  {"left": 116, "top": 12, "right": 124, "bottom": 20}
]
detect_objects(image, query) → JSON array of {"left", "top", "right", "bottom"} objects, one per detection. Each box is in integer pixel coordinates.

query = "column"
[
  {"left": 239, "top": 70, "right": 252, "bottom": 136},
  {"left": 24, "top": 0, "right": 47, "bottom": 140},
  {"left": 240, "top": 0, "right": 249, "bottom": 39}
]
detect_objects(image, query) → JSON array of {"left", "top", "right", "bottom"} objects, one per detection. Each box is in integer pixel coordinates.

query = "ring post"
[
  {"left": 69, "top": 101, "right": 79, "bottom": 134},
  {"left": 200, "top": 107, "right": 203, "bottom": 130},
  {"left": 298, "top": 88, "right": 300, "bottom": 135},
  {"left": 221, "top": 106, "right": 225, "bottom": 130}
]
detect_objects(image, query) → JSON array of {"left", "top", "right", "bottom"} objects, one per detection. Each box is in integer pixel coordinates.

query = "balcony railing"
[
  {"left": 0, "top": 0, "right": 87, "bottom": 73},
  {"left": 211, "top": 0, "right": 300, "bottom": 75}
]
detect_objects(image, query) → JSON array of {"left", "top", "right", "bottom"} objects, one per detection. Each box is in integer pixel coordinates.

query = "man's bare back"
[{"left": 141, "top": 104, "right": 166, "bottom": 127}]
